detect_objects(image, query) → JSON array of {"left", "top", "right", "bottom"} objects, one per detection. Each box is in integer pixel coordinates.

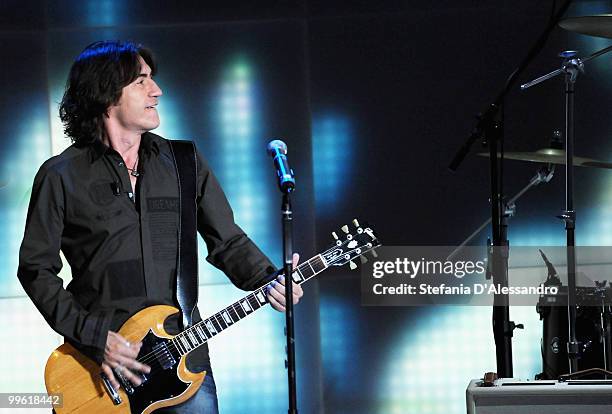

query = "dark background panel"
[
  {"left": 46, "top": 0, "right": 305, "bottom": 28},
  {"left": 0, "top": 32, "right": 50, "bottom": 161},
  {"left": 0, "top": 0, "right": 46, "bottom": 30}
]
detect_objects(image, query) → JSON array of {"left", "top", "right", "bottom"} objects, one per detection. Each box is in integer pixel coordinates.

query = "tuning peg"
[
  {"left": 352, "top": 219, "right": 360, "bottom": 227},
  {"left": 371, "top": 250, "right": 378, "bottom": 258},
  {"left": 341, "top": 225, "right": 349, "bottom": 234},
  {"left": 349, "top": 260, "right": 357, "bottom": 270},
  {"left": 360, "top": 255, "right": 368, "bottom": 264},
  {"left": 332, "top": 231, "right": 338, "bottom": 240}
]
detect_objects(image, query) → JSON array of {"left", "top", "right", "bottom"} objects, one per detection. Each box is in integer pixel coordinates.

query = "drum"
[{"left": 536, "top": 286, "right": 612, "bottom": 379}]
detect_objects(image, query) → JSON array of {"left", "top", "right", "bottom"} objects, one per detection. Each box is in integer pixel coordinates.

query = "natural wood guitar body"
[{"left": 45, "top": 305, "right": 205, "bottom": 414}]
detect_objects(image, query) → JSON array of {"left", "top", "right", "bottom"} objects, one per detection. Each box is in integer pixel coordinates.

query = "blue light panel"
[
  {"left": 376, "top": 306, "right": 541, "bottom": 414},
  {"left": 0, "top": 109, "right": 51, "bottom": 296},
  {"left": 312, "top": 114, "right": 352, "bottom": 210},
  {"left": 319, "top": 295, "right": 358, "bottom": 395},
  {"left": 216, "top": 61, "right": 272, "bottom": 252},
  {"left": 197, "top": 59, "right": 285, "bottom": 413},
  {"left": 85, "top": 0, "right": 124, "bottom": 27}
]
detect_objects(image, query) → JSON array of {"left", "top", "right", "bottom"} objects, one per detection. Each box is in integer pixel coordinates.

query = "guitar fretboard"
[{"left": 171, "top": 254, "right": 327, "bottom": 355}]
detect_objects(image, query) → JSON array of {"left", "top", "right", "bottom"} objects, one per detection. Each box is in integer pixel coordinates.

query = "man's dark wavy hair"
[{"left": 59, "top": 40, "right": 157, "bottom": 146}]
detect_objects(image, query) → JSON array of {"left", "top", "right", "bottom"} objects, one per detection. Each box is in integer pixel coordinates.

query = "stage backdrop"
[{"left": 1, "top": 1, "right": 612, "bottom": 413}]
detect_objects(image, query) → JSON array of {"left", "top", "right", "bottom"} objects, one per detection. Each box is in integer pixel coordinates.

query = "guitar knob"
[
  {"left": 332, "top": 231, "right": 338, "bottom": 240},
  {"left": 349, "top": 260, "right": 357, "bottom": 270},
  {"left": 341, "top": 225, "right": 349, "bottom": 234},
  {"left": 352, "top": 219, "right": 360, "bottom": 227}
]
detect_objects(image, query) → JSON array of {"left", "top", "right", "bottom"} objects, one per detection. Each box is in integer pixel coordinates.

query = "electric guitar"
[{"left": 45, "top": 219, "right": 380, "bottom": 413}]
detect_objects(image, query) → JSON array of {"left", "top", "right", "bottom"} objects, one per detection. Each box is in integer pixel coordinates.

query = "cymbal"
[
  {"left": 559, "top": 14, "right": 612, "bottom": 39},
  {"left": 477, "top": 148, "right": 612, "bottom": 169}
]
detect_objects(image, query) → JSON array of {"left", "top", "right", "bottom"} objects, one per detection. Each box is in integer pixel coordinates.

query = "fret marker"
[
  {"left": 206, "top": 321, "right": 217, "bottom": 334},
  {"left": 222, "top": 311, "right": 233, "bottom": 324},
  {"left": 179, "top": 335, "right": 191, "bottom": 350},
  {"left": 196, "top": 325, "right": 208, "bottom": 339},
  {"left": 256, "top": 291, "right": 266, "bottom": 304},
  {"left": 241, "top": 300, "right": 252, "bottom": 312},
  {"left": 187, "top": 331, "right": 199, "bottom": 346},
  {"left": 292, "top": 271, "right": 302, "bottom": 282}
]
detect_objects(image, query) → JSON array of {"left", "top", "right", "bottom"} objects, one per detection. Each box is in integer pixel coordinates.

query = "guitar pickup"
[
  {"left": 153, "top": 342, "right": 176, "bottom": 370},
  {"left": 113, "top": 367, "right": 135, "bottom": 395},
  {"left": 100, "top": 372, "right": 122, "bottom": 405}
]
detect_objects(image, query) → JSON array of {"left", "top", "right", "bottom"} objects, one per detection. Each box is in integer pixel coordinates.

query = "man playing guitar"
[{"left": 18, "top": 40, "right": 303, "bottom": 413}]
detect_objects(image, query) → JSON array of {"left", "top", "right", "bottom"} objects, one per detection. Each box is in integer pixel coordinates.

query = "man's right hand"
[{"left": 101, "top": 331, "right": 151, "bottom": 390}]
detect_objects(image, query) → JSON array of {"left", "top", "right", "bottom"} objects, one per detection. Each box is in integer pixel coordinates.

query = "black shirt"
[{"left": 17, "top": 132, "right": 276, "bottom": 369}]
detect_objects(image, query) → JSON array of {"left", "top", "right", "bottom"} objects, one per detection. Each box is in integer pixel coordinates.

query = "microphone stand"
[
  {"left": 447, "top": 0, "right": 573, "bottom": 378},
  {"left": 266, "top": 139, "right": 298, "bottom": 412},
  {"left": 281, "top": 190, "right": 298, "bottom": 413},
  {"left": 488, "top": 105, "right": 515, "bottom": 378}
]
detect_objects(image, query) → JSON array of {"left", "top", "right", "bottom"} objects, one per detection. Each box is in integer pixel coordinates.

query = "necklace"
[{"left": 126, "top": 155, "right": 140, "bottom": 177}]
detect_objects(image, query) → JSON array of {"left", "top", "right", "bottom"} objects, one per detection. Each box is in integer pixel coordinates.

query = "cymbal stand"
[
  {"left": 447, "top": 165, "right": 555, "bottom": 261},
  {"left": 521, "top": 45, "right": 612, "bottom": 373}
]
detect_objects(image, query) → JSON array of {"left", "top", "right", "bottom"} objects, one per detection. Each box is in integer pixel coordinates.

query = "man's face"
[{"left": 106, "top": 56, "right": 163, "bottom": 134}]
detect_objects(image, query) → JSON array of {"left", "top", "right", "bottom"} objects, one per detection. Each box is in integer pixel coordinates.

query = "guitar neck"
[{"left": 171, "top": 254, "right": 328, "bottom": 356}]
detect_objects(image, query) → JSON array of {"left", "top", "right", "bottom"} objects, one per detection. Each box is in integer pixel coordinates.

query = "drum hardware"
[
  {"left": 446, "top": 165, "right": 555, "bottom": 262},
  {"left": 477, "top": 128, "right": 612, "bottom": 170},
  {"left": 449, "top": 5, "right": 612, "bottom": 378},
  {"left": 559, "top": 14, "right": 612, "bottom": 39},
  {"left": 536, "top": 249, "right": 612, "bottom": 380},
  {"left": 448, "top": 0, "right": 578, "bottom": 377},
  {"left": 520, "top": 40, "right": 612, "bottom": 373},
  {"left": 477, "top": 146, "right": 612, "bottom": 169}
]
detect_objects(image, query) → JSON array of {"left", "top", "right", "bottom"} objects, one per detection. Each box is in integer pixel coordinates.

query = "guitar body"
[{"left": 45, "top": 305, "right": 205, "bottom": 414}]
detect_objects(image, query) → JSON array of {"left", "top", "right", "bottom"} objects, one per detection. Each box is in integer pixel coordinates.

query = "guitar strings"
[
  {"left": 131, "top": 296, "right": 270, "bottom": 377},
  {"left": 131, "top": 246, "right": 348, "bottom": 371},
  {"left": 127, "top": 241, "right": 368, "bottom": 379},
  {"left": 132, "top": 256, "right": 318, "bottom": 367},
  {"left": 131, "top": 250, "right": 341, "bottom": 373},
  {"left": 132, "top": 289, "right": 271, "bottom": 370},
  {"left": 132, "top": 275, "right": 284, "bottom": 371}
]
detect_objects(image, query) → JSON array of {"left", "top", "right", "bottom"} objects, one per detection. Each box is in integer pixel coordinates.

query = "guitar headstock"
[{"left": 321, "top": 219, "right": 381, "bottom": 269}]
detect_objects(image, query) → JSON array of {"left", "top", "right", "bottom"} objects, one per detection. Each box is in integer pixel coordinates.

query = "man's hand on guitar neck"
[
  {"left": 266, "top": 253, "right": 304, "bottom": 312},
  {"left": 101, "top": 331, "right": 151, "bottom": 390}
]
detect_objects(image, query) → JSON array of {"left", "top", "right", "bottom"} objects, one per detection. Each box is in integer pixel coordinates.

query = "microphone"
[
  {"left": 538, "top": 249, "right": 562, "bottom": 286},
  {"left": 266, "top": 140, "right": 295, "bottom": 193}
]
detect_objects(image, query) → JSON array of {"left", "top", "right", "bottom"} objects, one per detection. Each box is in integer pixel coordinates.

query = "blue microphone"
[{"left": 266, "top": 140, "right": 295, "bottom": 193}]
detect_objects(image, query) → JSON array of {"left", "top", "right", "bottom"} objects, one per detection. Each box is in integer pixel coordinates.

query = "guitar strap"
[{"left": 168, "top": 140, "right": 198, "bottom": 330}]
